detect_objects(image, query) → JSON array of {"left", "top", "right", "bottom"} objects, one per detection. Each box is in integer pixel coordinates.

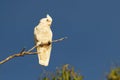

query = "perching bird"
[{"left": 34, "top": 14, "right": 53, "bottom": 66}]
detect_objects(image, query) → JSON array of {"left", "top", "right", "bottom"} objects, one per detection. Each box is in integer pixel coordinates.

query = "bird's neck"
[{"left": 37, "top": 24, "right": 51, "bottom": 30}]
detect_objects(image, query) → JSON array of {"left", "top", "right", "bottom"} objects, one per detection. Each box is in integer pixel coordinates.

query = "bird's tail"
[{"left": 37, "top": 46, "right": 51, "bottom": 66}]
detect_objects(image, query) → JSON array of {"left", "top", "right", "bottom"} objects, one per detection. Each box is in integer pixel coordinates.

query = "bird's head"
[{"left": 40, "top": 14, "right": 52, "bottom": 26}]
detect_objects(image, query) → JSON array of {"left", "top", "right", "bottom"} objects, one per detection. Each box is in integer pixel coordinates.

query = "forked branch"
[{"left": 0, "top": 37, "right": 67, "bottom": 64}]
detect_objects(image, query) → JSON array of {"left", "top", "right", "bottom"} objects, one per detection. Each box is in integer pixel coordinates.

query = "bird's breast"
[{"left": 37, "top": 29, "right": 52, "bottom": 43}]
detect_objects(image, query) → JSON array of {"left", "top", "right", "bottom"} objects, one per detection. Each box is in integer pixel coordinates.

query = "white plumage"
[{"left": 34, "top": 14, "right": 53, "bottom": 66}]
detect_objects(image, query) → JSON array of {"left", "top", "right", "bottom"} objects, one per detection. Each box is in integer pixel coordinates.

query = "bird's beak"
[{"left": 48, "top": 23, "right": 52, "bottom": 26}]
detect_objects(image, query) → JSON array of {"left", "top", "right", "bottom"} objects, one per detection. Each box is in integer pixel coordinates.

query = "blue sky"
[{"left": 0, "top": 0, "right": 120, "bottom": 80}]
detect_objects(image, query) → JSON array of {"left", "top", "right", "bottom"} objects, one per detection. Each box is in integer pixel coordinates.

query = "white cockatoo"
[{"left": 34, "top": 14, "right": 53, "bottom": 66}]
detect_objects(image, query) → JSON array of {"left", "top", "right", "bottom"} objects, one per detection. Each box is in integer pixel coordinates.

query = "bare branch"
[{"left": 0, "top": 37, "right": 67, "bottom": 64}]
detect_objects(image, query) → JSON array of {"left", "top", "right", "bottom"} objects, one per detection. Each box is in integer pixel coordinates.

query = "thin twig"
[{"left": 0, "top": 37, "right": 67, "bottom": 64}]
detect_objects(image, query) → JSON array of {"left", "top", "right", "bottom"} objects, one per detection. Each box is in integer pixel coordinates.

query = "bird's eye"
[{"left": 46, "top": 19, "right": 49, "bottom": 22}]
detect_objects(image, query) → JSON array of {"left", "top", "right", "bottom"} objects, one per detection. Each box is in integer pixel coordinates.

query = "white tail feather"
[{"left": 37, "top": 46, "right": 51, "bottom": 66}]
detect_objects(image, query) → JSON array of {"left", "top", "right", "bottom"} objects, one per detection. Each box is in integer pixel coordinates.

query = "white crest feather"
[{"left": 46, "top": 14, "right": 52, "bottom": 21}]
